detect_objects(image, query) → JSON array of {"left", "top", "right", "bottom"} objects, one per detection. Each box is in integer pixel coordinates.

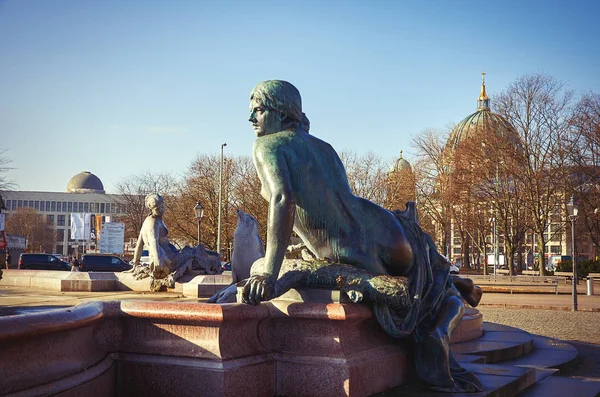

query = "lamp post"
[
  {"left": 566, "top": 196, "right": 579, "bottom": 312},
  {"left": 194, "top": 201, "right": 204, "bottom": 246},
  {"left": 217, "top": 143, "right": 227, "bottom": 256}
]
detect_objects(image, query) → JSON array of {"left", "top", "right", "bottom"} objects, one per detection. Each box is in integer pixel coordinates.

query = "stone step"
[
  {"left": 373, "top": 363, "right": 537, "bottom": 396},
  {"left": 517, "top": 375, "right": 600, "bottom": 397},
  {"left": 451, "top": 322, "right": 534, "bottom": 363},
  {"left": 497, "top": 335, "right": 579, "bottom": 373}
]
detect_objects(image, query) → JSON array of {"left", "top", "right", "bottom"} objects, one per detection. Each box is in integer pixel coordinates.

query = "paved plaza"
[{"left": 1, "top": 284, "right": 600, "bottom": 316}]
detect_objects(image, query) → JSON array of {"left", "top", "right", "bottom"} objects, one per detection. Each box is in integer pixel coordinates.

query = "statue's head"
[
  {"left": 145, "top": 193, "right": 165, "bottom": 216},
  {"left": 249, "top": 80, "right": 309, "bottom": 136}
]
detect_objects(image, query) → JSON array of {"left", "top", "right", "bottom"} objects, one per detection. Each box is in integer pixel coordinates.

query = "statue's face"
[
  {"left": 152, "top": 202, "right": 165, "bottom": 217},
  {"left": 249, "top": 98, "right": 283, "bottom": 137}
]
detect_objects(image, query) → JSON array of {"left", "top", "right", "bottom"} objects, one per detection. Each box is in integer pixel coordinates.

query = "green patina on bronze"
[{"left": 242, "top": 80, "right": 483, "bottom": 393}]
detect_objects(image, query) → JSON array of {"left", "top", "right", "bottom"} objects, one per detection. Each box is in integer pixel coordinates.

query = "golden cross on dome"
[{"left": 481, "top": 71, "right": 486, "bottom": 84}]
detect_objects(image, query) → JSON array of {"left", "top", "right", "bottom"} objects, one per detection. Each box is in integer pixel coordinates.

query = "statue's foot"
[
  {"left": 416, "top": 328, "right": 482, "bottom": 393},
  {"left": 452, "top": 277, "right": 482, "bottom": 307},
  {"left": 416, "top": 328, "right": 455, "bottom": 391}
]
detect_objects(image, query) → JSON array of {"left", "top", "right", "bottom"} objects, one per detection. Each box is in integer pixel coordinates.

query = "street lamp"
[
  {"left": 566, "top": 196, "right": 579, "bottom": 311},
  {"left": 217, "top": 143, "right": 227, "bottom": 256},
  {"left": 194, "top": 201, "right": 204, "bottom": 246}
]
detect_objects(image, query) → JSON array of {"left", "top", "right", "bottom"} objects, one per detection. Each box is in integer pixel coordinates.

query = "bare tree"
[
  {"left": 495, "top": 73, "right": 574, "bottom": 275},
  {"left": 570, "top": 92, "right": 600, "bottom": 255},
  {"left": 112, "top": 171, "right": 178, "bottom": 243},
  {"left": 5, "top": 208, "right": 54, "bottom": 252},
  {"left": 451, "top": 122, "right": 529, "bottom": 274},
  {"left": 411, "top": 128, "right": 454, "bottom": 257},
  {"left": 0, "top": 148, "right": 15, "bottom": 191},
  {"left": 229, "top": 156, "right": 268, "bottom": 244},
  {"left": 385, "top": 161, "right": 416, "bottom": 212},
  {"left": 339, "top": 151, "right": 389, "bottom": 206}
]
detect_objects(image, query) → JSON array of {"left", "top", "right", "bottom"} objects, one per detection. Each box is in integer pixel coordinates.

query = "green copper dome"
[
  {"left": 391, "top": 150, "right": 412, "bottom": 173},
  {"left": 447, "top": 73, "right": 521, "bottom": 152}
]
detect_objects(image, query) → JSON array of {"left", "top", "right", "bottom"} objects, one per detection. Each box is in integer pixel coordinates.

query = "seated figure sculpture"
[
  {"left": 242, "top": 80, "right": 482, "bottom": 392},
  {"left": 129, "top": 193, "right": 222, "bottom": 292}
]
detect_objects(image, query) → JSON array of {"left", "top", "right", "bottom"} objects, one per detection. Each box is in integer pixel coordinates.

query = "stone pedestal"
[{"left": 0, "top": 290, "right": 484, "bottom": 397}]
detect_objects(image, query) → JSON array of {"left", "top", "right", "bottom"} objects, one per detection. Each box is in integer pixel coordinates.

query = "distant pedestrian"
[
  {"left": 70, "top": 255, "right": 80, "bottom": 272},
  {"left": 4, "top": 251, "right": 10, "bottom": 269}
]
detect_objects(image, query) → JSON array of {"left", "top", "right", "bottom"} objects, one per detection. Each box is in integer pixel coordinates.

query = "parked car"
[
  {"left": 140, "top": 250, "right": 150, "bottom": 264},
  {"left": 18, "top": 253, "right": 70, "bottom": 271},
  {"left": 79, "top": 254, "right": 132, "bottom": 272}
]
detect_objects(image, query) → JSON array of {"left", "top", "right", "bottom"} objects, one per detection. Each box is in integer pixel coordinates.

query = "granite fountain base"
[{"left": 0, "top": 287, "right": 595, "bottom": 397}]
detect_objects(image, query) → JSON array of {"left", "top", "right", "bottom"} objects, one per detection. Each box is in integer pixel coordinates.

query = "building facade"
[
  {"left": 445, "top": 74, "right": 572, "bottom": 269},
  {"left": 0, "top": 171, "right": 125, "bottom": 256}
]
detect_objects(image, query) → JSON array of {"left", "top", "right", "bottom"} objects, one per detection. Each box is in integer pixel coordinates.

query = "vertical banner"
[
  {"left": 95, "top": 214, "right": 103, "bottom": 241},
  {"left": 83, "top": 213, "right": 91, "bottom": 240},
  {"left": 90, "top": 214, "right": 97, "bottom": 243},
  {"left": 70, "top": 213, "right": 84, "bottom": 240}
]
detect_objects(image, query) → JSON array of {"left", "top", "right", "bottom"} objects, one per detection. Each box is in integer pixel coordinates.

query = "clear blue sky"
[{"left": 1, "top": 0, "right": 598, "bottom": 193}]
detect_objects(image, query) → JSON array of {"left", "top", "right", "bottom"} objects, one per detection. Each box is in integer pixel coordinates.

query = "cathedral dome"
[
  {"left": 391, "top": 150, "right": 412, "bottom": 173},
  {"left": 67, "top": 171, "right": 105, "bottom": 194},
  {"left": 447, "top": 73, "right": 521, "bottom": 152}
]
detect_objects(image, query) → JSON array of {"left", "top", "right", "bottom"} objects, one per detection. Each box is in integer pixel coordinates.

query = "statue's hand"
[{"left": 242, "top": 273, "right": 275, "bottom": 305}]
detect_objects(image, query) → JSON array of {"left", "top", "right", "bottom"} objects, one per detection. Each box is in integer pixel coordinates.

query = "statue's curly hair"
[
  {"left": 145, "top": 193, "right": 164, "bottom": 211},
  {"left": 250, "top": 80, "right": 310, "bottom": 132}
]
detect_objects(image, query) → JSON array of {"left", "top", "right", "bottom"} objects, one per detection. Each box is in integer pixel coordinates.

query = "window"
[
  {"left": 79, "top": 202, "right": 84, "bottom": 212},
  {"left": 40, "top": 201, "right": 45, "bottom": 211},
  {"left": 11, "top": 200, "right": 16, "bottom": 210},
  {"left": 34, "top": 201, "right": 39, "bottom": 210},
  {"left": 56, "top": 229, "right": 64, "bottom": 242},
  {"left": 17, "top": 200, "right": 22, "bottom": 208},
  {"left": 46, "top": 201, "right": 51, "bottom": 211},
  {"left": 68, "top": 202, "right": 72, "bottom": 212},
  {"left": 106, "top": 203, "right": 111, "bottom": 213},
  {"left": 84, "top": 202, "right": 89, "bottom": 212},
  {"left": 29, "top": 200, "right": 34, "bottom": 208},
  {"left": 57, "top": 215, "right": 65, "bottom": 226},
  {"left": 73, "top": 202, "right": 78, "bottom": 212},
  {"left": 100, "top": 203, "right": 105, "bottom": 213},
  {"left": 47, "top": 215, "right": 55, "bottom": 225},
  {"left": 62, "top": 202, "right": 67, "bottom": 212},
  {"left": 51, "top": 201, "right": 56, "bottom": 211},
  {"left": 56, "top": 245, "right": 64, "bottom": 254}
]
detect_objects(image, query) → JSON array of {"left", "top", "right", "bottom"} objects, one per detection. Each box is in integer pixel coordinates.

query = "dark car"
[
  {"left": 80, "top": 254, "right": 132, "bottom": 272},
  {"left": 18, "top": 253, "right": 70, "bottom": 271}
]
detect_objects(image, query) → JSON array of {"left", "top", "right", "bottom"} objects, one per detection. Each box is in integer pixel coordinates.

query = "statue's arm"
[
  {"left": 132, "top": 232, "right": 144, "bottom": 265},
  {"left": 243, "top": 144, "right": 295, "bottom": 304},
  {"left": 263, "top": 170, "right": 295, "bottom": 279}
]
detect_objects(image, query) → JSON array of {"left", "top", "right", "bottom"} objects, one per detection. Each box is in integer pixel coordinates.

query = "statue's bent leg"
[{"left": 414, "top": 295, "right": 482, "bottom": 392}]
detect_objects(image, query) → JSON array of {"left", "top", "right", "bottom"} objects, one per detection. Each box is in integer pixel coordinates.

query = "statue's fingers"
[
  {"left": 248, "top": 279, "right": 259, "bottom": 305},
  {"left": 256, "top": 282, "right": 264, "bottom": 304},
  {"left": 241, "top": 280, "right": 252, "bottom": 304}
]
